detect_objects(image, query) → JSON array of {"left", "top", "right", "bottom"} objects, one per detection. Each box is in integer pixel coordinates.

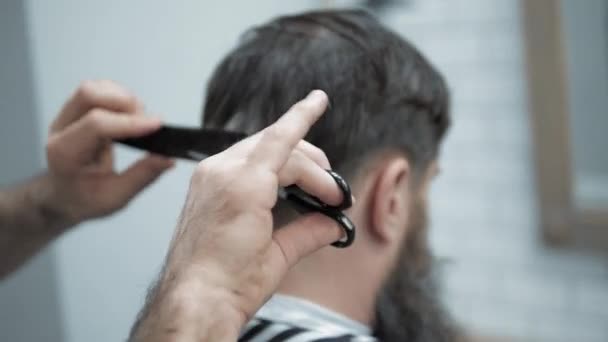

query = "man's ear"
[{"left": 369, "top": 157, "right": 410, "bottom": 244}]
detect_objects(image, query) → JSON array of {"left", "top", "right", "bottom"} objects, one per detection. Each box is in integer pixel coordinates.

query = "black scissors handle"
[{"left": 280, "top": 170, "right": 355, "bottom": 248}]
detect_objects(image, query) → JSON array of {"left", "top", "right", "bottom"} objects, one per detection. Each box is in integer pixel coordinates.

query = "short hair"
[{"left": 202, "top": 9, "right": 450, "bottom": 179}]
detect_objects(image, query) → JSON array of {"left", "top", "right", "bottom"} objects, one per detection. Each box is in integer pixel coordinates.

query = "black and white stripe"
[{"left": 239, "top": 318, "right": 371, "bottom": 342}]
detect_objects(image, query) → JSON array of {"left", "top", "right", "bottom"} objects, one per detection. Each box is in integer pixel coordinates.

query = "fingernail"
[
  {"left": 306, "top": 90, "right": 328, "bottom": 104},
  {"left": 351, "top": 195, "right": 356, "bottom": 204}
]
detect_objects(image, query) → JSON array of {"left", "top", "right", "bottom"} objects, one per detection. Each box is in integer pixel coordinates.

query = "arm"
[
  {"left": 0, "top": 80, "right": 173, "bottom": 280},
  {"left": 0, "top": 174, "right": 67, "bottom": 278},
  {"left": 131, "top": 276, "right": 244, "bottom": 341},
  {"left": 130, "top": 90, "right": 344, "bottom": 341}
]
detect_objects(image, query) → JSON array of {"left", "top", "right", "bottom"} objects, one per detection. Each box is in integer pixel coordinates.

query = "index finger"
[
  {"left": 249, "top": 90, "right": 328, "bottom": 171},
  {"left": 51, "top": 80, "right": 141, "bottom": 132}
]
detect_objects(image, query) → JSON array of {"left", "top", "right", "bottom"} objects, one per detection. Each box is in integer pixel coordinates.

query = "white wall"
[{"left": 24, "top": 1, "right": 320, "bottom": 341}]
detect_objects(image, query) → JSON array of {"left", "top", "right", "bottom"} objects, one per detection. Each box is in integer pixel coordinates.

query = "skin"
[
  {"left": 129, "top": 90, "right": 346, "bottom": 341},
  {"left": 0, "top": 80, "right": 173, "bottom": 279}
]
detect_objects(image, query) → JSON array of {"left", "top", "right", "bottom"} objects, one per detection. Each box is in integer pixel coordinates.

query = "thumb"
[
  {"left": 113, "top": 154, "right": 174, "bottom": 203},
  {"left": 270, "top": 213, "right": 343, "bottom": 272}
]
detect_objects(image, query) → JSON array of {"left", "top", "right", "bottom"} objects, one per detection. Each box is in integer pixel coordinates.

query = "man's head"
[{"left": 202, "top": 9, "right": 456, "bottom": 341}]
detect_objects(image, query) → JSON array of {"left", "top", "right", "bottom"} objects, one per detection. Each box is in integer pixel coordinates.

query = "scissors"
[{"left": 115, "top": 125, "right": 355, "bottom": 248}]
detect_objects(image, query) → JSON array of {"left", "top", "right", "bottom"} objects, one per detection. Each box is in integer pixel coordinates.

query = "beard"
[{"left": 372, "top": 198, "right": 461, "bottom": 342}]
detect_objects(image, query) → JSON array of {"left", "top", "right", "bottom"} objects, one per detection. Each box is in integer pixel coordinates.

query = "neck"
[{"left": 276, "top": 243, "right": 388, "bottom": 327}]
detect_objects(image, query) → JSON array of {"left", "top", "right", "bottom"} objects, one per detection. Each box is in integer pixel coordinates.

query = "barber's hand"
[
  {"left": 136, "top": 90, "right": 343, "bottom": 341},
  {"left": 44, "top": 80, "right": 173, "bottom": 226}
]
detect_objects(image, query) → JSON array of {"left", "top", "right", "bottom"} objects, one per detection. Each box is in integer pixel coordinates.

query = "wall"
[
  {"left": 0, "top": 1, "right": 64, "bottom": 341},
  {"left": 379, "top": 0, "right": 608, "bottom": 341}
]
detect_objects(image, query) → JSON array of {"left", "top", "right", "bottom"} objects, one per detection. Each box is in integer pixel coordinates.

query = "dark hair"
[{"left": 202, "top": 9, "right": 450, "bottom": 178}]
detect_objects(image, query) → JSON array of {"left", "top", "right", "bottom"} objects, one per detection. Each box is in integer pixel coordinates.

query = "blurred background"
[{"left": 1, "top": 0, "right": 607, "bottom": 341}]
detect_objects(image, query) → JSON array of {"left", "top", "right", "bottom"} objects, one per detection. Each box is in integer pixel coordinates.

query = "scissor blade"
[{"left": 116, "top": 125, "right": 248, "bottom": 161}]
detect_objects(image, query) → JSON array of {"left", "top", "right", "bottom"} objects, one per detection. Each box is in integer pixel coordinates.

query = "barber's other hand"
[
  {"left": 144, "top": 90, "right": 344, "bottom": 340},
  {"left": 44, "top": 80, "right": 173, "bottom": 226}
]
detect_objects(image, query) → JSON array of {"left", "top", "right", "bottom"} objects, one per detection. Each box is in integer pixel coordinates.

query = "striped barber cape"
[{"left": 238, "top": 295, "right": 377, "bottom": 342}]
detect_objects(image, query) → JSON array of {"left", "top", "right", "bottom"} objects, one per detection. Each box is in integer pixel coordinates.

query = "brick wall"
[{"left": 378, "top": 0, "right": 608, "bottom": 340}]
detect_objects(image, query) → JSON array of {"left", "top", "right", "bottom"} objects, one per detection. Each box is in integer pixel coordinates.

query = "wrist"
[
  {"left": 30, "top": 173, "right": 77, "bottom": 233},
  {"left": 170, "top": 278, "right": 244, "bottom": 340},
  {"left": 140, "top": 274, "right": 244, "bottom": 342}
]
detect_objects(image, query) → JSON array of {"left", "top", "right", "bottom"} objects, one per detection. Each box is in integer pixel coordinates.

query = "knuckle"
[
  {"left": 98, "top": 79, "right": 126, "bottom": 93},
  {"left": 311, "top": 146, "right": 329, "bottom": 165},
  {"left": 45, "top": 135, "right": 70, "bottom": 171},
  {"left": 97, "top": 79, "right": 117, "bottom": 87},
  {"left": 49, "top": 120, "right": 60, "bottom": 134},
  {"left": 232, "top": 166, "right": 274, "bottom": 201},
  {"left": 87, "top": 108, "right": 104, "bottom": 122},
  {"left": 293, "top": 148, "right": 310, "bottom": 166},
  {"left": 307, "top": 143, "right": 323, "bottom": 156},
  {"left": 263, "top": 125, "right": 285, "bottom": 141},
  {"left": 259, "top": 168, "right": 278, "bottom": 188},
  {"left": 264, "top": 124, "right": 295, "bottom": 144},
  {"left": 45, "top": 136, "right": 60, "bottom": 157},
  {"left": 293, "top": 149, "right": 308, "bottom": 162},
  {"left": 125, "top": 96, "right": 139, "bottom": 112},
  {"left": 194, "top": 159, "right": 216, "bottom": 180},
  {"left": 76, "top": 80, "right": 98, "bottom": 100},
  {"left": 194, "top": 156, "right": 278, "bottom": 207},
  {"left": 293, "top": 100, "right": 314, "bottom": 113},
  {"left": 101, "top": 79, "right": 138, "bottom": 108},
  {"left": 194, "top": 157, "right": 233, "bottom": 183},
  {"left": 85, "top": 109, "right": 106, "bottom": 130},
  {"left": 124, "top": 115, "right": 138, "bottom": 129},
  {"left": 320, "top": 155, "right": 331, "bottom": 169},
  {"left": 223, "top": 181, "right": 244, "bottom": 202},
  {"left": 286, "top": 151, "right": 305, "bottom": 178}
]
